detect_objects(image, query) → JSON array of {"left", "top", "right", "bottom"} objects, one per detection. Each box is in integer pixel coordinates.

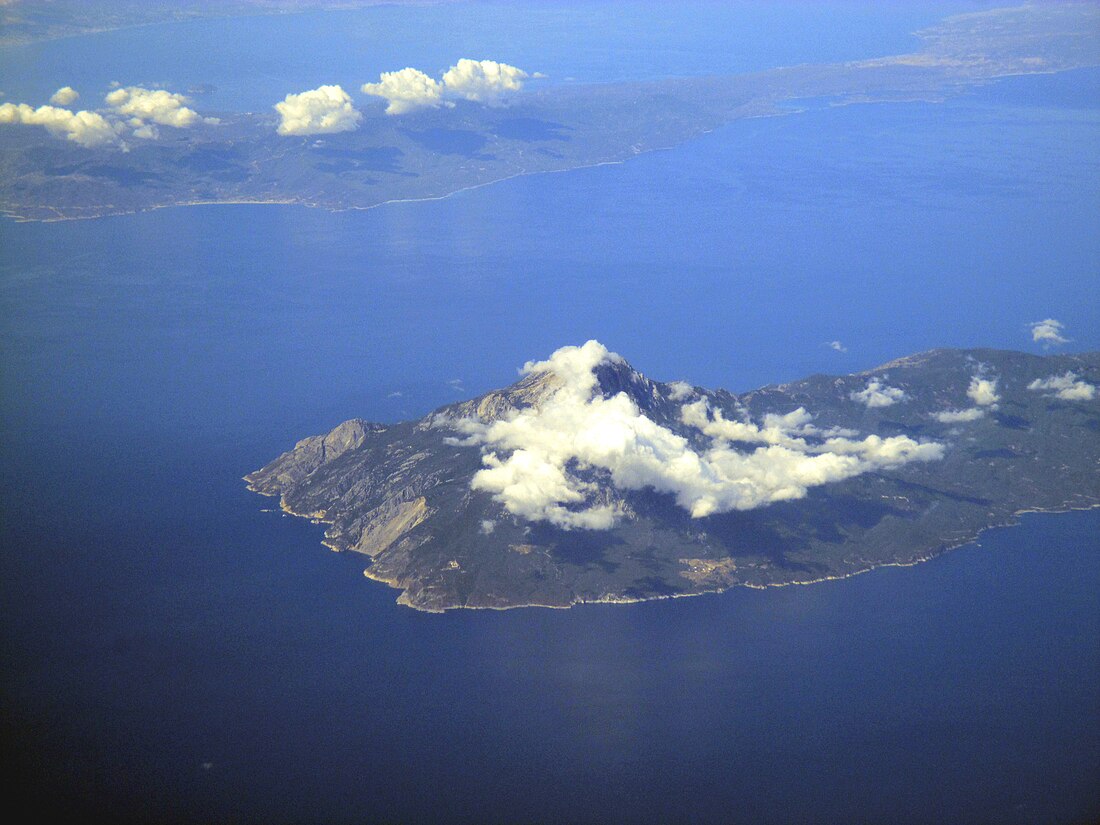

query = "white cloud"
[
  {"left": 967, "top": 376, "right": 1000, "bottom": 407},
  {"left": 479, "top": 520, "right": 496, "bottom": 535},
  {"left": 131, "top": 122, "right": 159, "bottom": 140},
  {"left": 49, "top": 86, "right": 79, "bottom": 106},
  {"left": 441, "top": 58, "right": 528, "bottom": 104},
  {"left": 362, "top": 58, "right": 530, "bottom": 114},
  {"left": 931, "top": 375, "right": 998, "bottom": 423},
  {"left": 667, "top": 381, "right": 695, "bottom": 401},
  {"left": 0, "top": 102, "right": 118, "bottom": 147},
  {"left": 1028, "top": 372, "right": 1096, "bottom": 401},
  {"left": 1030, "top": 318, "right": 1069, "bottom": 346},
  {"left": 361, "top": 68, "right": 443, "bottom": 115},
  {"left": 105, "top": 86, "right": 200, "bottom": 128},
  {"left": 449, "top": 341, "right": 943, "bottom": 530},
  {"left": 1, "top": 86, "right": 216, "bottom": 147},
  {"left": 932, "top": 407, "right": 986, "bottom": 424},
  {"left": 275, "top": 84, "right": 361, "bottom": 135},
  {"left": 851, "top": 379, "right": 907, "bottom": 408},
  {"left": 827, "top": 340, "right": 847, "bottom": 353}
]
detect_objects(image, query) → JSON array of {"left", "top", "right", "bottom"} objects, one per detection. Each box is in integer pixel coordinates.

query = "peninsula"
[
  {"left": 2, "top": 3, "right": 1099, "bottom": 222},
  {"left": 246, "top": 345, "right": 1100, "bottom": 612}
]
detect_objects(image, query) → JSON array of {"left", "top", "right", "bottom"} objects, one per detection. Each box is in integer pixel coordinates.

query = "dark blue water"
[{"left": 2, "top": 59, "right": 1099, "bottom": 825}]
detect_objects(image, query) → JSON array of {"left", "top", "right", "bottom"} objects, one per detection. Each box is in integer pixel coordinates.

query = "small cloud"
[
  {"left": 851, "top": 378, "right": 907, "bottom": 408},
  {"left": 479, "top": 520, "right": 496, "bottom": 535},
  {"left": 1028, "top": 372, "right": 1096, "bottom": 401},
  {"left": 967, "top": 376, "right": 1000, "bottom": 407},
  {"left": 532, "top": 71, "right": 548, "bottom": 79},
  {"left": 387, "top": 391, "right": 403, "bottom": 399},
  {"left": 826, "top": 340, "right": 847, "bottom": 353},
  {"left": 361, "top": 67, "right": 444, "bottom": 115},
  {"left": 667, "top": 381, "right": 694, "bottom": 401},
  {"left": 49, "top": 86, "right": 79, "bottom": 106},
  {"left": 275, "top": 85, "right": 361, "bottom": 136},
  {"left": 446, "top": 378, "right": 465, "bottom": 392},
  {"left": 132, "top": 122, "right": 159, "bottom": 140},
  {"left": 933, "top": 407, "right": 986, "bottom": 424},
  {"left": 932, "top": 374, "right": 999, "bottom": 422},
  {"left": 1029, "top": 318, "right": 1069, "bottom": 347}
]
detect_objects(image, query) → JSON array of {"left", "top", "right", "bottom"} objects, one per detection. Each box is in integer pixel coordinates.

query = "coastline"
[
  {"left": 3, "top": 54, "right": 1091, "bottom": 225},
  {"left": 248, "top": 471, "right": 1100, "bottom": 613},
  {"left": 0, "top": 120, "right": 735, "bottom": 225}
]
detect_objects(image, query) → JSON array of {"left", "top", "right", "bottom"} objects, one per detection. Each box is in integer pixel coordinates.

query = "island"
[
  {"left": 2, "top": 3, "right": 1099, "bottom": 222},
  {"left": 245, "top": 344, "right": 1100, "bottom": 611}
]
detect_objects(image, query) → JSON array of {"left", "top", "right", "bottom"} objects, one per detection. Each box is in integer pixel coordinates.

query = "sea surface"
[
  {"left": 1, "top": 6, "right": 1099, "bottom": 823},
  {"left": 2, "top": 1, "right": 997, "bottom": 111}
]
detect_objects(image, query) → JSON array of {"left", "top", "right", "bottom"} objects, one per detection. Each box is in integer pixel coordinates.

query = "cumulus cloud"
[
  {"left": 49, "top": 86, "right": 79, "bottom": 106},
  {"left": 1028, "top": 372, "right": 1096, "bottom": 401},
  {"left": 361, "top": 68, "right": 443, "bottom": 115},
  {"left": 450, "top": 341, "right": 943, "bottom": 530},
  {"left": 105, "top": 86, "right": 201, "bottom": 128},
  {"left": 275, "top": 85, "right": 361, "bottom": 136},
  {"left": 1030, "top": 318, "right": 1069, "bottom": 347},
  {"left": 932, "top": 407, "right": 986, "bottom": 424},
  {"left": 362, "top": 58, "right": 530, "bottom": 115},
  {"left": 1, "top": 84, "right": 219, "bottom": 147},
  {"left": 966, "top": 376, "right": 1000, "bottom": 407},
  {"left": 851, "top": 379, "right": 907, "bottom": 408},
  {"left": 0, "top": 102, "right": 118, "bottom": 147},
  {"left": 441, "top": 58, "right": 528, "bottom": 104},
  {"left": 827, "top": 340, "right": 847, "bottom": 353}
]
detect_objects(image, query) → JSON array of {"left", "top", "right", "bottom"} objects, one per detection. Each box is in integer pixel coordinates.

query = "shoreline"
[
  {"left": 248, "top": 473, "right": 1100, "bottom": 613},
  {"left": 2, "top": 57, "right": 1087, "bottom": 225},
  {"left": 0, "top": 124, "right": 732, "bottom": 225}
]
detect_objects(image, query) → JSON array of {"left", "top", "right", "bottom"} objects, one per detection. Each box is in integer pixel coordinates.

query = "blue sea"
[
  {"left": 1, "top": 2, "right": 1003, "bottom": 110},
  {"left": 1, "top": 5, "right": 1099, "bottom": 823}
]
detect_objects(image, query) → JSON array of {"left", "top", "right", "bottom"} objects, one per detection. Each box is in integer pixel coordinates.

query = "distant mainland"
[{"left": 2, "top": 4, "right": 1098, "bottom": 222}]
